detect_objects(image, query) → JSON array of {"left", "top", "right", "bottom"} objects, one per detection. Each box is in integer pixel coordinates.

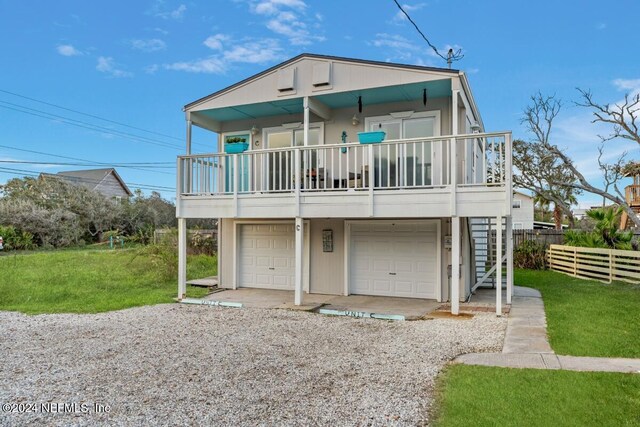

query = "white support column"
[
  {"left": 186, "top": 119, "right": 192, "bottom": 155},
  {"left": 496, "top": 215, "right": 503, "bottom": 316},
  {"left": 451, "top": 216, "right": 460, "bottom": 315},
  {"left": 294, "top": 217, "right": 304, "bottom": 306},
  {"left": 506, "top": 215, "right": 514, "bottom": 304},
  {"left": 178, "top": 217, "right": 187, "bottom": 300},
  {"left": 303, "top": 97, "right": 310, "bottom": 147}
]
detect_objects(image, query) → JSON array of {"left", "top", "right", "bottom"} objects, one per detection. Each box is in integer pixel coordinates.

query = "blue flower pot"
[
  {"left": 224, "top": 142, "right": 249, "bottom": 154},
  {"left": 358, "top": 131, "right": 386, "bottom": 144}
]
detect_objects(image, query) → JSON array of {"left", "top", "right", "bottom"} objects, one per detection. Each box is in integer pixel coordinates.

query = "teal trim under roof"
[{"left": 195, "top": 79, "right": 451, "bottom": 122}]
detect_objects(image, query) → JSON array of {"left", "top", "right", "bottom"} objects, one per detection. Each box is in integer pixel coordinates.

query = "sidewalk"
[{"left": 455, "top": 286, "right": 640, "bottom": 374}]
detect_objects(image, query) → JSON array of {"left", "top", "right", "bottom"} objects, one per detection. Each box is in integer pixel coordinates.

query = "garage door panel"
[
  {"left": 351, "top": 222, "right": 438, "bottom": 299},
  {"left": 239, "top": 224, "right": 295, "bottom": 290},
  {"left": 373, "top": 279, "right": 392, "bottom": 292}
]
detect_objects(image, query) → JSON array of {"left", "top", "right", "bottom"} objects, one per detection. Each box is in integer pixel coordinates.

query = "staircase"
[{"left": 470, "top": 217, "right": 506, "bottom": 291}]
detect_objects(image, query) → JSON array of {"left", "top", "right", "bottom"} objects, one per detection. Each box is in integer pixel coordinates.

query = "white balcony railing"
[{"left": 178, "top": 132, "right": 511, "bottom": 196}]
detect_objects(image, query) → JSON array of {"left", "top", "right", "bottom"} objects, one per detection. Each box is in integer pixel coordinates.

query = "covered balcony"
[{"left": 177, "top": 131, "right": 512, "bottom": 219}]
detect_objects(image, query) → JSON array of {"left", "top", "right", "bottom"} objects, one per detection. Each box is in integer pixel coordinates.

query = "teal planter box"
[
  {"left": 224, "top": 142, "right": 249, "bottom": 154},
  {"left": 358, "top": 131, "right": 386, "bottom": 144}
]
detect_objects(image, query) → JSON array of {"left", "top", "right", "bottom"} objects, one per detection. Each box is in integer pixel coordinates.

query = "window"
[
  {"left": 513, "top": 222, "right": 524, "bottom": 230},
  {"left": 512, "top": 200, "right": 522, "bottom": 209}
]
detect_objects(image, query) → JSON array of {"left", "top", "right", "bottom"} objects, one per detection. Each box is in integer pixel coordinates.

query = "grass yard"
[
  {"left": 0, "top": 248, "right": 215, "bottom": 314},
  {"left": 515, "top": 269, "right": 640, "bottom": 358},
  {"left": 433, "top": 365, "right": 640, "bottom": 427}
]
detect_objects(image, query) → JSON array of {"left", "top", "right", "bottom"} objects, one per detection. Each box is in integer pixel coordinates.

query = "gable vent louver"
[
  {"left": 277, "top": 67, "right": 296, "bottom": 92},
  {"left": 312, "top": 62, "right": 331, "bottom": 87}
]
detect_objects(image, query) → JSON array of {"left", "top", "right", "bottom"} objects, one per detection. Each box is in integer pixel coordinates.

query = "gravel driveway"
[{"left": 1, "top": 304, "right": 506, "bottom": 426}]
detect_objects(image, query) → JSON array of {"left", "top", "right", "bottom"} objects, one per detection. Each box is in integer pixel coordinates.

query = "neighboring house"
[
  {"left": 41, "top": 168, "right": 133, "bottom": 201},
  {"left": 511, "top": 191, "right": 534, "bottom": 230},
  {"left": 573, "top": 208, "right": 588, "bottom": 221},
  {"left": 175, "top": 54, "right": 514, "bottom": 315}
]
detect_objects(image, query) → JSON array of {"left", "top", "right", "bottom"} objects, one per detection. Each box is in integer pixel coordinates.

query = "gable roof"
[
  {"left": 47, "top": 168, "right": 133, "bottom": 197},
  {"left": 184, "top": 53, "right": 460, "bottom": 111}
]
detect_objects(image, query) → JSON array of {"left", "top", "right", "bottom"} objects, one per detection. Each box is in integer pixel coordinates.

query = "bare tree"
[
  {"left": 516, "top": 92, "right": 640, "bottom": 228},
  {"left": 514, "top": 93, "right": 580, "bottom": 229}
]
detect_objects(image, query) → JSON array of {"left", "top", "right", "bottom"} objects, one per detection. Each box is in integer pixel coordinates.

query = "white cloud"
[
  {"left": 246, "top": 0, "right": 324, "bottom": 46},
  {"left": 144, "top": 64, "right": 160, "bottom": 74},
  {"left": 165, "top": 37, "right": 285, "bottom": 74},
  {"left": 371, "top": 33, "right": 463, "bottom": 67},
  {"left": 96, "top": 56, "right": 133, "bottom": 78},
  {"left": 596, "top": 22, "right": 607, "bottom": 30},
  {"left": 130, "top": 38, "right": 166, "bottom": 52},
  {"left": 203, "top": 34, "right": 229, "bottom": 50},
  {"left": 164, "top": 57, "right": 226, "bottom": 74},
  {"left": 612, "top": 78, "right": 640, "bottom": 93},
  {"left": 392, "top": 3, "right": 426, "bottom": 23},
  {"left": 252, "top": 0, "right": 306, "bottom": 15},
  {"left": 152, "top": 2, "right": 187, "bottom": 20},
  {"left": 56, "top": 44, "right": 82, "bottom": 56}
]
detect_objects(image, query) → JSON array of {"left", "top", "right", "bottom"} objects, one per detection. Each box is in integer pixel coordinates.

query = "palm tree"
[{"left": 586, "top": 207, "right": 633, "bottom": 249}]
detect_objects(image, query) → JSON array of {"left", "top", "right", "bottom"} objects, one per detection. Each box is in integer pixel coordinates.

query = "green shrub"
[
  {"left": 0, "top": 225, "right": 35, "bottom": 251},
  {"left": 190, "top": 232, "right": 216, "bottom": 256},
  {"left": 513, "top": 240, "right": 547, "bottom": 270}
]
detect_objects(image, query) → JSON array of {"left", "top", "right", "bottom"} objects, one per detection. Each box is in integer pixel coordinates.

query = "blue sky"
[{"left": 0, "top": 0, "right": 638, "bottom": 205}]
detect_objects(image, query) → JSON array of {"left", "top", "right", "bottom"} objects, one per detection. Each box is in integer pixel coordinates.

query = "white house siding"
[
  {"left": 512, "top": 193, "right": 534, "bottom": 229},
  {"left": 309, "top": 219, "right": 344, "bottom": 295},
  {"left": 218, "top": 217, "right": 470, "bottom": 302},
  {"left": 216, "top": 98, "right": 452, "bottom": 151}
]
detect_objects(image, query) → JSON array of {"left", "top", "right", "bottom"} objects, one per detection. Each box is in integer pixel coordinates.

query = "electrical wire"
[
  {"left": 392, "top": 0, "right": 464, "bottom": 65},
  {"left": 0, "top": 166, "right": 175, "bottom": 192},
  {"left": 0, "top": 88, "right": 184, "bottom": 142},
  {"left": 0, "top": 160, "right": 174, "bottom": 169},
  {"left": 0, "top": 101, "right": 182, "bottom": 150},
  {"left": 0, "top": 144, "right": 174, "bottom": 176}
]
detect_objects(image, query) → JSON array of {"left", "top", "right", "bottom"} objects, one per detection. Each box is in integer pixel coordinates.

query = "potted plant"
[
  {"left": 357, "top": 131, "right": 386, "bottom": 144},
  {"left": 224, "top": 136, "right": 249, "bottom": 154}
]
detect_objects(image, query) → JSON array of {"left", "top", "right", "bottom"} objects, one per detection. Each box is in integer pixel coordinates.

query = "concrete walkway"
[{"left": 455, "top": 286, "right": 640, "bottom": 374}]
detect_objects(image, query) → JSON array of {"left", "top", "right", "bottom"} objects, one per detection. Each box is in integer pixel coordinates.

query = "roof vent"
[
  {"left": 277, "top": 67, "right": 296, "bottom": 92},
  {"left": 312, "top": 62, "right": 331, "bottom": 87}
]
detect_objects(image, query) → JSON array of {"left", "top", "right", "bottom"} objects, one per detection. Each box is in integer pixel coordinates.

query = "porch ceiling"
[{"left": 194, "top": 79, "right": 452, "bottom": 123}]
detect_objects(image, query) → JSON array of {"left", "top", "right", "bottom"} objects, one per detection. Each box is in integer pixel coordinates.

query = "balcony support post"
[
  {"left": 178, "top": 217, "right": 187, "bottom": 300},
  {"left": 506, "top": 215, "right": 513, "bottom": 305},
  {"left": 496, "top": 214, "right": 503, "bottom": 316},
  {"left": 450, "top": 89, "right": 460, "bottom": 215},
  {"left": 294, "top": 217, "right": 304, "bottom": 306},
  {"left": 451, "top": 216, "right": 460, "bottom": 315}
]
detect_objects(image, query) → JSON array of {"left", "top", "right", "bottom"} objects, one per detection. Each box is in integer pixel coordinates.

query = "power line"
[
  {"left": 0, "top": 88, "right": 210, "bottom": 150},
  {"left": 0, "top": 143, "right": 174, "bottom": 176},
  {"left": 0, "top": 88, "right": 181, "bottom": 142},
  {"left": 0, "top": 160, "right": 174, "bottom": 169},
  {"left": 0, "top": 101, "right": 182, "bottom": 150},
  {"left": 392, "top": 0, "right": 463, "bottom": 67},
  {"left": 0, "top": 166, "right": 175, "bottom": 192}
]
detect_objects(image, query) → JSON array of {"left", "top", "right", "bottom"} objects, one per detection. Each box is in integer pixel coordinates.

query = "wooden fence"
[
  {"left": 547, "top": 244, "right": 640, "bottom": 284},
  {"left": 513, "top": 229, "right": 565, "bottom": 248}
]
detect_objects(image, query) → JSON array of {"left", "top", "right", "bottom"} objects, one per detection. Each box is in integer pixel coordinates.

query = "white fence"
[{"left": 547, "top": 244, "right": 640, "bottom": 284}]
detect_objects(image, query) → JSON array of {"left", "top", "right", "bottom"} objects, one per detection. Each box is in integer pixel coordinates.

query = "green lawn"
[
  {"left": 0, "top": 248, "right": 215, "bottom": 314},
  {"left": 515, "top": 269, "right": 640, "bottom": 358},
  {"left": 433, "top": 365, "right": 640, "bottom": 427}
]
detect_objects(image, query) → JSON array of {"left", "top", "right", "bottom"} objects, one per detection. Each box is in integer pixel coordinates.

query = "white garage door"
[
  {"left": 350, "top": 222, "right": 438, "bottom": 299},
  {"left": 239, "top": 224, "right": 295, "bottom": 290}
]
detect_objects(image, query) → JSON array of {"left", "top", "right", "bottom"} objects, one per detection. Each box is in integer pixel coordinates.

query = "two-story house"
[{"left": 176, "top": 54, "right": 514, "bottom": 315}]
